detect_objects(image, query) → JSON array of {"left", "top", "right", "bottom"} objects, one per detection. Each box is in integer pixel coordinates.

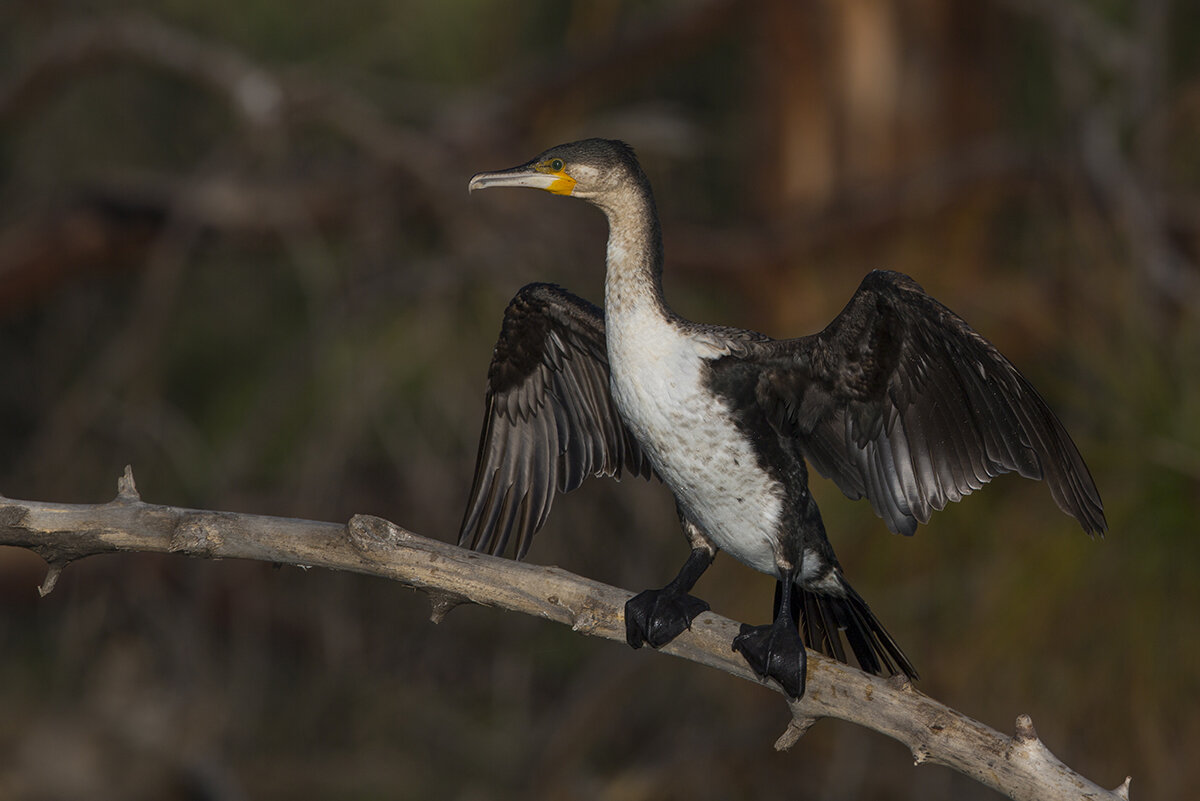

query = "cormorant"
[{"left": 459, "top": 138, "right": 1105, "bottom": 699}]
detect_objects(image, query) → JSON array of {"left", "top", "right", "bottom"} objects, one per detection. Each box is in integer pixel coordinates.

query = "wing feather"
[
  {"left": 459, "top": 283, "right": 654, "bottom": 559},
  {"left": 754, "top": 270, "right": 1105, "bottom": 536}
]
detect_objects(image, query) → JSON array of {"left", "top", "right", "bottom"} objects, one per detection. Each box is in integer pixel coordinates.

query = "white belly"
[{"left": 607, "top": 310, "right": 784, "bottom": 575}]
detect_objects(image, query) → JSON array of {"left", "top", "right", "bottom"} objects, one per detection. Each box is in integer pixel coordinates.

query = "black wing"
[
  {"left": 752, "top": 270, "right": 1105, "bottom": 536},
  {"left": 459, "top": 283, "right": 653, "bottom": 558}
]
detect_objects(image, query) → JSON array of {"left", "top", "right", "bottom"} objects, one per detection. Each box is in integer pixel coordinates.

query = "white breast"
[{"left": 606, "top": 306, "right": 785, "bottom": 575}]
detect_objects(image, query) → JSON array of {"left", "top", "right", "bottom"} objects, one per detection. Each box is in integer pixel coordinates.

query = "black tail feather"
[
  {"left": 794, "top": 581, "right": 919, "bottom": 681},
  {"left": 800, "top": 587, "right": 847, "bottom": 665}
]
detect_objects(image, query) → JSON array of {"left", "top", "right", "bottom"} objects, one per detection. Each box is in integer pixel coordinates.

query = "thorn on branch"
[
  {"left": 1013, "top": 713, "right": 1039, "bottom": 743},
  {"left": 774, "top": 713, "right": 819, "bottom": 751},
  {"left": 1006, "top": 713, "right": 1060, "bottom": 767},
  {"left": 38, "top": 561, "right": 67, "bottom": 597},
  {"left": 116, "top": 464, "right": 141, "bottom": 502},
  {"left": 427, "top": 589, "right": 470, "bottom": 624}
]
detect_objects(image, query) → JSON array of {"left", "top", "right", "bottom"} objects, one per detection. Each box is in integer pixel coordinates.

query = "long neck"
[{"left": 599, "top": 180, "right": 670, "bottom": 322}]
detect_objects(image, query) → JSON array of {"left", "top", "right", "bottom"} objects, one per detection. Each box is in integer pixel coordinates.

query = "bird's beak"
[{"left": 468, "top": 165, "right": 576, "bottom": 196}]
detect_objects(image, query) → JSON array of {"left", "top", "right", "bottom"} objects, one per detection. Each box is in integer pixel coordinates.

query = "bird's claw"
[
  {"left": 733, "top": 620, "right": 807, "bottom": 699},
  {"left": 625, "top": 588, "right": 710, "bottom": 649}
]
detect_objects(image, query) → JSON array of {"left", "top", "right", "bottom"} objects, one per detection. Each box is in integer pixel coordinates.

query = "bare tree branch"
[
  {"left": 0, "top": 13, "right": 283, "bottom": 132},
  {"left": 0, "top": 467, "right": 1130, "bottom": 801}
]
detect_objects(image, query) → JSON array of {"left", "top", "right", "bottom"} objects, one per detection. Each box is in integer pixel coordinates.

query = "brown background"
[{"left": 1, "top": 1, "right": 1197, "bottom": 799}]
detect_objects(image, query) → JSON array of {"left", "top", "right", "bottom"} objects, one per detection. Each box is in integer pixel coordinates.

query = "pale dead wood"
[{"left": 0, "top": 467, "right": 1129, "bottom": 801}]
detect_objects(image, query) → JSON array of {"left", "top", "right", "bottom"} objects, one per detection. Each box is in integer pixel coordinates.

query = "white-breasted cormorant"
[{"left": 459, "top": 138, "right": 1105, "bottom": 699}]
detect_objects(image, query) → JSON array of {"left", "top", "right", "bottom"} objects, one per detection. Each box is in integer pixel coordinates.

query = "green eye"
[{"left": 550, "top": 158, "right": 564, "bottom": 171}]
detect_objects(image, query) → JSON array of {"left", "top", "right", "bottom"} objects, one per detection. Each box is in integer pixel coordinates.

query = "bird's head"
[{"left": 468, "top": 139, "right": 643, "bottom": 205}]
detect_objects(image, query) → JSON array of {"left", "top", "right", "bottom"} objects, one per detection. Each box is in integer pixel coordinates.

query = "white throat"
[{"left": 597, "top": 193, "right": 786, "bottom": 575}]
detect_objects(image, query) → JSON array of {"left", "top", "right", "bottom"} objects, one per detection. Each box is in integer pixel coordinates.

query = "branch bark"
[{"left": 1, "top": 467, "right": 1130, "bottom": 801}]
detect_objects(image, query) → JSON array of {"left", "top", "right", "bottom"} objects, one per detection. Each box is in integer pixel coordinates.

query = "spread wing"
[
  {"left": 752, "top": 270, "right": 1106, "bottom": 536},
  {"left": 459, "top": 282, "right": 653, "bottom": 558}
]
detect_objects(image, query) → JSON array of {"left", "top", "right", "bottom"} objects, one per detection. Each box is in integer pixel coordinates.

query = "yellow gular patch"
[{"left": 546, "top": 172, "right": 576, "bottom": 196}]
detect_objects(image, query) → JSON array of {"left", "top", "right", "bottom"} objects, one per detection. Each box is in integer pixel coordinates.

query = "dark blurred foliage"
[{"left": 1, "top": 1, "right": 1198, "bottom": 799}]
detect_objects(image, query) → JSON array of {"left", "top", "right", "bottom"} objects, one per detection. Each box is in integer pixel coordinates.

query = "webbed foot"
[
  {"left": 625, "top": 588, "right": 710, "bottom": 649},
  {"left": 733, "top": 618, "right": 807, "bottom": 699}
]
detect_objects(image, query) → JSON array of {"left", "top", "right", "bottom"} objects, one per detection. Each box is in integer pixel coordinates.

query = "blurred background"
[{"left": 1, "top": 1, "right": 1197, "bottom": 799}]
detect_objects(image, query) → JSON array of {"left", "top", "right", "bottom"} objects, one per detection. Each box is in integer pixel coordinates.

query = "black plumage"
[
  {"left": 459, "top": 283, "right": 653, "bottom": 559},
  {"left": 749, "top": 270, "right": 1105, "bottom": 537}
]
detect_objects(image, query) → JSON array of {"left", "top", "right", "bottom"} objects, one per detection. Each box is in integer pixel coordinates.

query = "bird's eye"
[{"left": 550, "top": 158, "right": 564, "bottom": 171}]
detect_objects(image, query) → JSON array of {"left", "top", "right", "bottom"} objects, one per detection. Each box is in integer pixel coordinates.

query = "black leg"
[
  {"left": 772, "top": 578, "right": 802, "bottom": 623},
  {"left": 625, "top": 547, "right": 713, "bottom": 649},
  {"left": 733, "top": 577, "right": 807, "bottom": 699}
]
